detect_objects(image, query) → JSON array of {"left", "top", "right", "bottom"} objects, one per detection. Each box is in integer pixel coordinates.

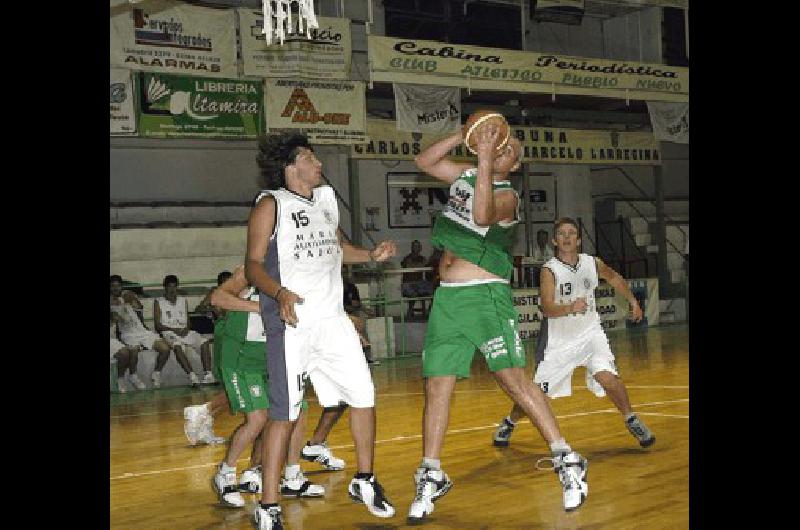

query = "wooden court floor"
[{"left": 110, "top": 323, "right": 689, "bottom": 529}]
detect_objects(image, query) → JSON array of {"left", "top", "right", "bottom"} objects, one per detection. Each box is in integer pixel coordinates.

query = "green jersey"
[
  {"left": 221, "top": 288, "right": 266, "bottom": 344},
  {"left": 431, "top": 167, "right": 520, "bottom": 279}
]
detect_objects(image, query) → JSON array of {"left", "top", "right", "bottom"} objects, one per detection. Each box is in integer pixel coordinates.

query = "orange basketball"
[{"left": 462, "top": 110, "right": 510, "bottom": 155}]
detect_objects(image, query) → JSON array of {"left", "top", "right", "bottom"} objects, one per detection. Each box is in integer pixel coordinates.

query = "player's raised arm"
[
  {"left": 414, "top": 131, "right": 473, "bottom": 184},
  {"left": 595, "top": 257, "right": 643, "bottom": 322},
  {"left": 210, "top": 266, "right": 260, "bottom": 313},
  {"left": 472, "top": 128, "right": 520, "bottom": 227}
]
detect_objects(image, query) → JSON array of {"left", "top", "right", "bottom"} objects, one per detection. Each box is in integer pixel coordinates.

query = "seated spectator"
[
  {"left": 343, "top": 267, "right": 379, "bottom": 365},
  {"left": 154, "top": 274, "right": 215, "bottom": 386},
  {"left": 111, "top": 312, "right": 146, "bottom": 393},
  {"left": 110, "top": 274, "right": 174, "bottom": 389},
  {"left": 401, "top": 240, "right": 433, "bottom": 318}
]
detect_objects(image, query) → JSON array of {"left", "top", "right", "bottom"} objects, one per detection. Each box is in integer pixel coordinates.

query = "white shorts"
[
  {"left": 534, "top": 327, "right": 618, "bottom": 399},
  {"left": 265, "top": 313, "right": 375, "bottom": 421},
  {"left": 110, "top": 339, "right": 126, "bottom": 360},
  {"left": 120, "top": 330, "right": 161, "bottom": 351},
  {"left": 162, "top": 330, "right": 209, "bottom": 350}
]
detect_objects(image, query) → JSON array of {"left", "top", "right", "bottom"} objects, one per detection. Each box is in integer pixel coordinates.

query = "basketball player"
[
  {"left": 407, "top": 123, "right": 589, "bottom": 521},
  {"left": 208, "top": 265, "right": 329, "bottom": 507},
  {"left": 154, "top": 275, "right": 214, "bottom": 386},
  {"left": 110, "top": 275, "right": 175, "bottom": 389},
  {"left": 183, "top": 275, "right": 350, "bottom": 459},
  {"left": 492, "top": 217, "right": 655, "bottom": 448},
  {"left": 246, "top": 133, "right": 397, "bottom": 529}
]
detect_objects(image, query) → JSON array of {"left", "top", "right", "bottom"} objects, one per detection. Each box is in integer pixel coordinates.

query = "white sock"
[
  {"left": 549, "top": 439, "right": 572, "bottom": 456},
  {"left": 421, "top": 457, "right": 441, "bottom": 470},
  {"left": 201, "top": 403, "right": 210, "bottom": 413},
  {"left": 284, "top": 464, "right": 301, "bottom": 478},
  {"left": 220, "top": 462, "right": 236, "bottom": 475}
]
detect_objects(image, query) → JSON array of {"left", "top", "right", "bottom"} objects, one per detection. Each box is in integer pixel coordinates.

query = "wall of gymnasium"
[{"left": 110, "top": 1, "right": 685, "bottom": 261}]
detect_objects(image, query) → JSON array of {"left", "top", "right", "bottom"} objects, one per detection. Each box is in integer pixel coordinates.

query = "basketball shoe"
[
  {"left": 553, "top": 451, "right": 588, "bottom": 512},
  {"left": 239, "top": 465, "right": 262, "bottom": 493},
  {"left": 626, "top": 414, "right": 656, "bottom": 447},
  {"left": 151, "top": 370, "right": 162, "bottom": 389},
  {"left": 128, "top": 373, "right": 146, "bottom": 390},
  {"left": 301, "top": 441, "right": 346, "bottom": 470},
  {"left": 254, "top": 505, "right": 283, "bottom": 530},
  {"left": 213, "top": 465, "right": 245, "bottom": 507},
  {"left": 492, "top": 417, "right": 516, "bottom": 446},
  {"left": 280, "top": 469, "right": 325, "bottom": 498},
  {"left": 348, "top": 475, "right": 395, "bottom": 518},
  {"left": 408, "top": 467, "right": 453, "bottom": 522}
]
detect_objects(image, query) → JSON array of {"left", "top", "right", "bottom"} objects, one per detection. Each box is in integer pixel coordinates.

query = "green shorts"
[
  {"left": 219, "top": 335, "right": 309, "bottom": 415},
  {"left": 422, "top": 282, "right": 526, "bottom": 378},
  {"left": 220, "top": 339, "right": 270, "bottom": 414}
]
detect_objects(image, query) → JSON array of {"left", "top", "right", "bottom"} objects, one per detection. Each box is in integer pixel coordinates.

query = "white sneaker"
[
  {"left": 254, "top": 505, "right": 283, "bottom": 530},
  {"left": 239, "top": 465, "right": 262, "bottom": 493},
  {"left": 202, "top": 371, "right": 216, "bottom": 384},
  {"left": 197, "top": 415, "right": 225, "bottom": 445},
  {"left": 408, "top": 467, "right": 453, "bottom": 522},
  {"left": 128, "top": 373, "right": 146, "bottom": 390},
  {"left": 280, "top": 470, "right": 325, "bottom": 497},
  {"left": 554, "top": 451, "right": 588, "bottom": 512},
  {"left": 189, "top": 372, "right": 200, "bottom": 386},
  {"left": 348, "top": 475, "right": 395, "bottom": 518},
  {"left": 183, "top": 404, "right": 209, "bottom": 445},
  {"left": 301, "top": 442, "right": 345, "bottom": 471},
  {"left": 213, "top": 467, "right": 245, "bottom": 507},
  {"left": 151, "top": 371, "right": 161, "bottom": 389},
  {"left": 117, "top": 378, "right": 127, "bottom": 393}
]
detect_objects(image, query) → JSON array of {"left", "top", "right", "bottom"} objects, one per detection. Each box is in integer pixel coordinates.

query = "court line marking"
[
  {"left": 109, "top": 398, "right": 689, "bottom": 481},
  {"left": 110, "top": 386, "right": 688, "bottom": 419}
]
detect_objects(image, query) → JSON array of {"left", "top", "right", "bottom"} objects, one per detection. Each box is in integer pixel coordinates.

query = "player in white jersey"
[
  {"left": 154, "top": 274, "right": 214, "bottom": 386},
  {"left": 246, "top": 133, "right": 397, "bottom": 529},
  {"left": 110, "top": 275, "right": 174, "bottom": 389},
  {"left": 493, "top": 217, "right": 655, "bottom": 448}
]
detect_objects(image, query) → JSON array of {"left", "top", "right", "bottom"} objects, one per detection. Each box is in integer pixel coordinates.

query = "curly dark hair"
[{"left": 256, "top": 132, "right": 312, "bottom": 189}]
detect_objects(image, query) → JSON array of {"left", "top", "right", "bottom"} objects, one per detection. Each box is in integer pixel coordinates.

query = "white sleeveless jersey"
[
  {"left": 111, "top": 300, "right": 147, "bottom": 336},
  {"left": 244, "top": 288, "right": 267, "bottom": 343},
  {"left": 157, "top": 296, "right": 188, "bottom": 328},
  {"left": 542, "top": 254, "right": 602, "bottom": 343},
  {"left": 256, "top": 185, "right": 344, "bottom": 324}
]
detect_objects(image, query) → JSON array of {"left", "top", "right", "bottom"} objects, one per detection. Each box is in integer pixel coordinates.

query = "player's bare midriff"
[{"left": 439, "top": 248, "right": 504, "bottom": 283}]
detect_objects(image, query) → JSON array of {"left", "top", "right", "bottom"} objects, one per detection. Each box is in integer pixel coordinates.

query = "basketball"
[{"left": 462, "top": 110, "right": 510, "bottom": 155}]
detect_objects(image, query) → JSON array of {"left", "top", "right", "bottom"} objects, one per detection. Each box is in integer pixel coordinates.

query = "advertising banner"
[
  {"left": 111, "top": 0, "right": 238, "bottom": 78},
  {"left": 265, "top": 79, "right": 366, "bottom": 144},
  {"left": 393, "top": 83, "right": 461, "bottom": 134},
  {"left": 111, "top": 68, "right": 137, "bottom": 135},
  {"left": 353, "top": 119, "right": 660, "bottom": 165},
  {"left": 369, "top": 35, "right": 689, "bottom": 102},
  {"left": 137, "top": 73, "right": 264, "bottom": 139},
  {"left": 239, "top": 11, "right": 352, "bottom": 80},
  {"left": 512, "top": 278, "right": 659, "bottom": 341}
]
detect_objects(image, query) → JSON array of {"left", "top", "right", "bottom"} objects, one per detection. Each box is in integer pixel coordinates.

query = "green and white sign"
[{"left": 137, "top": 73, "right": 265, "bottom": 139}]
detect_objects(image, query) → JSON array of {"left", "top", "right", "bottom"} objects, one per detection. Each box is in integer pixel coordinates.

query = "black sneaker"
[
  {"left": 626, "top": 415, "right": 656, "bottom": 447},
  {"left": 348, "top": 475, "right": 395, "bottom": 518},
  {"left": 493, "top": 417, "right": 516, "bottom": 447}
]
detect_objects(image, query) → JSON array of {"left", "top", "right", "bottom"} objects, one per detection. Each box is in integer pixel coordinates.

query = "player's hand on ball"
[
  {"left": 370, "top": 241, "right": 397, "bottom": 262},
  {"left": 475, "top": 124, "right": 501, "bottom": 157},
  {"left": 571, "top": 297, "right": 588, "bottom": 314},
  {"left": 629, "top": 300, "right": 643, "bottom": 322},
  {"left": 277, "top": 288, "right": 304, "bottom": 327}
]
